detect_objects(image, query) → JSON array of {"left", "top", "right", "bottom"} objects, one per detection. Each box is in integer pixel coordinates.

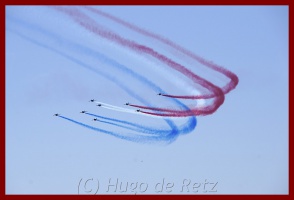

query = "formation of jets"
[{"left": 54, "top": 97, "right": 155, "bottom": 118}]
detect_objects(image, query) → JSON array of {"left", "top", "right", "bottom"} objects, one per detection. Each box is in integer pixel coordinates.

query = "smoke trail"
[
  {"left": 7, "top": 13, "right": 197, "bottom": 142},
  {"left": 53, "top": 7, "right": 226, "bottom": 117},
  {"left": 85, "top": 112, "right": 171, "bottom": 135},
  {"left": 84, "top": 6, "right": 239, "bottom": 97},
  {"left": 128, "top": 103, "right": 212, "bottom": 116},
  {"left": 7, "top": 13, "right": 198, "bottom": 112},
  {"left": 93, "top": 119, "right": 161, "bottom": 136},
  {"left": 93, "top": 101, "right": 168, "bottom": 118},
  {"left": 96, "top": 102, "right": 143, "bottom": 114},
  {"left": 94, "top": 101, "right": 140, "bottom": 113},
  {"left": 7, "top": 28, "right": 178, "bottom": 134},
  {"left": 58, "top": 115, "right": 175, "bottom": 144}
]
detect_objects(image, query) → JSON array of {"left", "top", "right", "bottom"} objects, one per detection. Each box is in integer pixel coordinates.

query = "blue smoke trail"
[
  {"left": 93, "top": 118, "right": 165, "bottom": 135},
  {"left": 8, "top": 29, "right": 178, "bottom": 143},
  {"left": 7, "top": 13, "right": 197, "bottom": 143},
  {"left": 85, "top": 112, "right": 171, "bottom": 135},
  {"left": 58, "top": 115, "right": 170, "bottom": 144}
]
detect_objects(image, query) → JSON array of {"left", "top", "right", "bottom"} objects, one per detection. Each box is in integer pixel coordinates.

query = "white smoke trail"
[{"left": 92, "top": 101, "right": 169, "bottom": 118}]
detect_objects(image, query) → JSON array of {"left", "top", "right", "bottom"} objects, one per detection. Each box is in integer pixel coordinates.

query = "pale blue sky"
[{"left": 6, "top": 6, "right": 288, "bottom": 194}]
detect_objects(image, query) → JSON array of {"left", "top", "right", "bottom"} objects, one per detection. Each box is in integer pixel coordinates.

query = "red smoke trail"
[
  {"left": 84, "top": 7, "right": 239, "bottom": 99},
  {"left": 130, "top": 104, "right": 213, "bottom": 117},
  {"left": 140, "top": 110, "right": 211, "bottom": 117},
  {"left": 162, "top": 93, "right": 219, "bottom": 99},
  {"left": 54, "top": 7, "right": 230, "bottom": 117}
]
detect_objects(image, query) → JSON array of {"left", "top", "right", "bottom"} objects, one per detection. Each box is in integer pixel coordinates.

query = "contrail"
[
  {"left": 93, "top": 118, "right": 161, "bottom": 136},
  {"left": 10, "top": 7, "right": 201, "bottom": 118},
  {"left": 53, "top": 7, "right": 229, "bottom": 117},
  {"left": 93, "top": 101, "right": 171, "bottom": 118},
  {"left": 84, "top": 6, "right": 239, "bottom": 98},
  {"left": 94, "top": 101, "right": 140, "bottom": 113},
  {"left": 7, "top": 13, "right": 197, "bottom": 142},
  {"left": 58, "top": 115, "right": 176, "bottom": 144},
  {"left": 85, "top": 112, "right": 171, "bottom": 135}
]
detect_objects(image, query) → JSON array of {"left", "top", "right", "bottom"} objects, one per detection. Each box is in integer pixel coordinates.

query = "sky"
[{"left": 6, "top": 6, "right": 288, "bottom": 194}]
